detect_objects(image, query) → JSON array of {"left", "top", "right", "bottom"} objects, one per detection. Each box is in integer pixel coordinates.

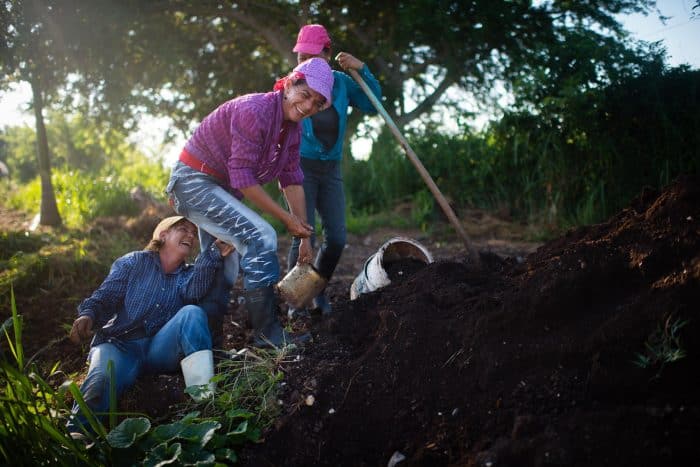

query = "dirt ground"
[
  {"left": 3, "top": 175, "right": 698, "bottom": 466},
  {"left": 239, "top": 176, "right": 700, "bottom": 467}
]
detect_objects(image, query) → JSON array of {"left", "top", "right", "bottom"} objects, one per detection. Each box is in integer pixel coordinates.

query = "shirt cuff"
[{"left": 78, "top": 310, "right": 96, "bottom": 321}]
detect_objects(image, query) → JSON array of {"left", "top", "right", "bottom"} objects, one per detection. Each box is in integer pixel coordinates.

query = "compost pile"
[{"left": 242, "top": 176, "right": 700, "bottom": 467}]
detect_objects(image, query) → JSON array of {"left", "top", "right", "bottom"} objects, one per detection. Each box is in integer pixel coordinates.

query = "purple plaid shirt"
[{"left": 184, "top": 91, "right": 304, "bottom": 199}]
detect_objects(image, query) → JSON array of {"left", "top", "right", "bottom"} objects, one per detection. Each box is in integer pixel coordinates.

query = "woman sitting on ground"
[{"left": 68, "top": 216, "right": 233, "bottom": 434}]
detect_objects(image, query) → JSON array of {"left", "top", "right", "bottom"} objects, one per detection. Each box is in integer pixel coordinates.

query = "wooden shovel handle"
[{"left": 348, "top": 69, "right": 480, "bottom": 265}]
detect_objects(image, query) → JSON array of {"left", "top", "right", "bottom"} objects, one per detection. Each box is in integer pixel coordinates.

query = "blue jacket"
[{"left": 300, "top": 65, "right": 382, "bottom": 161}]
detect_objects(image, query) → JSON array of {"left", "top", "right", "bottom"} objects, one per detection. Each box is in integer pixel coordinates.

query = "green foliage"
[
  {"left": 345, "top": 128, "right": 414, "bottom": 213},
  {"left": 0, "top": 224, "right": 134, "bottom": 316},
  {"left": 105, "top": 414, "right": 245, "bottom": 466},
  {"left": 199, "top": 347, "right": 294, "bottom": 431},
  {"left": 345, "top": 65, "right": 699, "bottom": 230},
  {"left": 0, "top": 290, "right": 103, "bottom": 466},
  {"left": 0, "top": 113, "right": 147, "bottom": 184},
  {"left": 634, "top": 314, "right": 688, "bottom": 380},
  {"left": 0, "top": 126, "right": 37, "bottom": 182},
  {"left": 0, "top": 232, "right": 45, "bottom": 261},
  {"left": 346, "top": 208, "right": 413, "bottom": 236},
  {"left": 7, "top": 163, "right": 167, "bottom": 229}
]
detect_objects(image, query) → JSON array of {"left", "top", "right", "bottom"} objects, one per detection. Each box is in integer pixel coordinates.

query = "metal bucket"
[
  {"left": 276, "top": 263, "right": 328, "bottom": 309},
  {"left": 350, "top": 237, "right": 433, "bottom": 300}
]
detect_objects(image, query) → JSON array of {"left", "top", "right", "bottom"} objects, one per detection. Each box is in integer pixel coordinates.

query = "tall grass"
[
  {"left": 342, "top": 67, "right": 699, "bottom": 233},
  {"left": 7, "top": 159, "right": 169, "bottom": 229},
  {"left": 0, "top": 288, "right": 102, "bottom": 465}
]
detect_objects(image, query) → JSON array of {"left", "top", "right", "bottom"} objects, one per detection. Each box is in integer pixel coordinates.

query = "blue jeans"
[
  {"left": 167, "top": 161, "right": 278, "bottom": 289},
  {"left": 287, "top": 158, "right": 347, "bottom": 279},
  {"left": 69, "top": 305, "right": 211, "bottom": 431}
]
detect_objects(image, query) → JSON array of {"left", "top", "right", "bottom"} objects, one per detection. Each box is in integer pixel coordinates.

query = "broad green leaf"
[
  {"left": 151, "top": 421, "right": 186, "bottom": 443},
  {"left": 215, "top": 448, "right": 238, "bottom": 463},
  {"left": 178, "top": 447, "right": 216, "bottom": 465},
  {"left": 142, "top": 441, "right": 182, "bottom": 467},
  {"left": 230, "top": 420, "right": 248, "bottom": 436},
  {"left": 180, "top": 421, "right": 221, "bottom": 448},
  {"left": 107, "top": 417, "right": 151, "bottom": 448}
]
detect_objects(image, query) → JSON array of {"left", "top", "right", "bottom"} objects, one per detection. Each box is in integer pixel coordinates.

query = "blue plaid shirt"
[{"left": 78, "top": 247, "right": 221, "bottom": 343}]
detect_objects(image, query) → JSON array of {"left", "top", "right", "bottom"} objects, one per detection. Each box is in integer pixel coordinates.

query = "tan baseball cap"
[{"left": 152, "top": 216, "right": 192, "bottom": 240}]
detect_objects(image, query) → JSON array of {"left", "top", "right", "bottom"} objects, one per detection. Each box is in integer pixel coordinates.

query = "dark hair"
[{"left": 273, "top": 71, "right": 307, "bottom": 92}]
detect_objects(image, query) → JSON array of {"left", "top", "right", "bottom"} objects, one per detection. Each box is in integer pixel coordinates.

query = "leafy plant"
[
  {"left": 94, "top": 347, "right": 294, "bottom": 465},
  {"left": 201, "top": 346, "right": 295, "bottom": 431}
]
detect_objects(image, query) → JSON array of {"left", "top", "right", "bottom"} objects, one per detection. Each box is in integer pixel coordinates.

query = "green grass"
[
  {"left": 1, "top": 288, "right": 102, "bottom": 466},
  {"left": 634, "top": 314, "right": 688, "bottom": 380}
]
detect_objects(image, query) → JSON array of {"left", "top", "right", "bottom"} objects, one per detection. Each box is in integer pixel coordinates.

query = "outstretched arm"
[{"left": 336, "top": 52, "right": 382, "bottom": 113}]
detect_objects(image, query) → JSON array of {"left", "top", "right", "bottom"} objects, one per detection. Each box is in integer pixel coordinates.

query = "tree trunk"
[{"left": 30, "top": 77, "right": 62, "bottom": 227}]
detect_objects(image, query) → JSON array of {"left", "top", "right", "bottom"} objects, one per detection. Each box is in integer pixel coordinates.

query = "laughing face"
[
  {"left": 282, "top": 80, "right": 327, "bottom": 122},
  {"left": 161, "top": 220, "right": 198, "bottom": 255}
]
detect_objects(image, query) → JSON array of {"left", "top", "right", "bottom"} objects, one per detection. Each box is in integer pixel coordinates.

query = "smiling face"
[
  {"left": 160, "top": 220, "right": 198, "bottom": 256},
  {"left": 282, "top": 80, "right": 327, "bottom": 122}
]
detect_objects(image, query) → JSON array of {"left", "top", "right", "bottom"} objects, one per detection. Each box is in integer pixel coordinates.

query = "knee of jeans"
[
  {"left": 80, "top": 370, "right": 110, "bottom": 411},
  {"left": 179, "top": 305, "right": 207, "bottom": 323},
  {"left": 247, "top": 223, "right": 277, "bottom": 255},
  {"left": 258, "top": 223, "right": 277, "bottom": 250}
]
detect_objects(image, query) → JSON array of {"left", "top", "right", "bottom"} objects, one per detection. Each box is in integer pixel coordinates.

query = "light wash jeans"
[
  {"left": 167, "top": 161, "right": 277, "bottom": 290},
  {"left": 69, "top": 305, "right": 211, "bottom": 432},
  {"left": 287, "top": 158, "right": 347, "bottom": 279}
]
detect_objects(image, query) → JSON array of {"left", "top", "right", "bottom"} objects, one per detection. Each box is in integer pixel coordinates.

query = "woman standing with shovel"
[{"left": 286, "top": 24, "right": 383, "bottom": 317}]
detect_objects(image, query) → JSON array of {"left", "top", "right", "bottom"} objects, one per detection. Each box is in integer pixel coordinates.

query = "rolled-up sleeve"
[{"left": 180, "top": 244, "right": 223, "bottom": 301}]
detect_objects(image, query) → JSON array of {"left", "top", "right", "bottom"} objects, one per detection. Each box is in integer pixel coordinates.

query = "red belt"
[{"left": 179, "top": 149, "right": 226, "bottom": 182}]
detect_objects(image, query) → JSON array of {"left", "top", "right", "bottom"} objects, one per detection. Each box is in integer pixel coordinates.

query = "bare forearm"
[
  {"left": 283, "top": 184, "right": 307, "bottom": 222},
  {"left": 241, "top": 184, "right": 313, "bottom": 237}
]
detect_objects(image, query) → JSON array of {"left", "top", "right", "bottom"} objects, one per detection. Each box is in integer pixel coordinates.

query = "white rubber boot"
[{"left": 180, "top": 350, "right": 215, "bottom": 402}]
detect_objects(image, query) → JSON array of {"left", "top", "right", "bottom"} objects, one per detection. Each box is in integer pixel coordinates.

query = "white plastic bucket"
[{"left": 350, "top": 237, "right": 433, "bottom": 300}]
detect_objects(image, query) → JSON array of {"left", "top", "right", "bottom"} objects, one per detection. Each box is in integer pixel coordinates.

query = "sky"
[{"left": 1, "top": 0, "right": 698, "bottom": 163}]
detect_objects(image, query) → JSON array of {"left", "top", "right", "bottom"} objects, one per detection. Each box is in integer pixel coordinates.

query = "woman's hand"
[
  {"left": 335, "top": 52, "right": 364, "bottom": 71},
  {"left": 285, "top": 214, "right": 314, "bottom": 238},
  {"left": 297, "top": 237, "right": 314, "bottom": 264},
  {"left": 214, "top": 239, "right": 235, "bottom": 257},
  {"left": 69, "top": 315, "right": 94, "bottom": 344}
]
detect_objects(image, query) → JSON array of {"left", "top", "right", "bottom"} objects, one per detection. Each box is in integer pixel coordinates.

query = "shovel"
[{"left": 347, "top": 68, "right": 480, "bottom": 265}]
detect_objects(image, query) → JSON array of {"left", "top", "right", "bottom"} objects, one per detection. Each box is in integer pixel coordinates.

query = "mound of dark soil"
[{"left": 241, "top": 176, "right": 700, "bottom": 467}]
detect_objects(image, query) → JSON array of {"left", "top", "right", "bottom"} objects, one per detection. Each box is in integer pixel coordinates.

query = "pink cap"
[
  {"left": 293, "top": 24, "right": 331, "bottom": 55},
  {"left": 293, "top": 58, "right": 334, "bottom": 104}
]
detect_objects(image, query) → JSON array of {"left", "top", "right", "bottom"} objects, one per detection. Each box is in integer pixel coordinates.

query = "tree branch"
[{"left": 395, "top": 74, "right": 455, "bottom": 127}]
